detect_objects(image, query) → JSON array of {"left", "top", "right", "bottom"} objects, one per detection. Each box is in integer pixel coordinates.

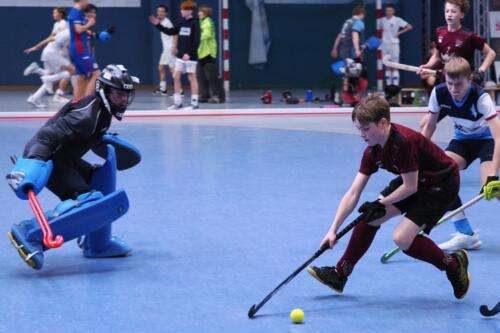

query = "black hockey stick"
[
  {"left": 480, "top": 302, "right": 500, "bottom": 317},
  {"left": 248, "top": 213, "right": 366, "bottom": 318}
]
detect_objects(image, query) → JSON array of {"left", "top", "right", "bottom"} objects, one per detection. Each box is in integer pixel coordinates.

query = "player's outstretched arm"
[
  {"left": 421, "top": 88, "right": 440, "bottom": 139},
  {"left": 421, "top": 111, "right": 439, "bottom": 139},
  {"left": 488, "top": 115, "right": 500, "bottom": 175},
  {"left": 24, "top": 35, "right": 55, "bottom": 54},
  {"left": 320, "top": 172, "right": 370, "bottom": 249},
  {"left": 419, "top": 48, "right": 440, "bottom": 72},
  {"left": 330, "top": 33, "right": 341, "bottom": 58},
  {"left": 479, "top": 43, "right": 496, "bottom": 73}
]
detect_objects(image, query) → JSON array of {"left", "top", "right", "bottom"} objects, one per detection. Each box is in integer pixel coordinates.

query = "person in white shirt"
[
  {"left": 23, "top": 7, "right": 74, "bottom": 107},
  {"left": 378, "top": 5, "right": 412, "bottom": 86},
  {"left": 153, "top": 4, "right": 175, "bottom": 96}
]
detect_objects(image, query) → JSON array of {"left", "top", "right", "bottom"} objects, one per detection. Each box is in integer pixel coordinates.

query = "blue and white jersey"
[{"left": 428, "top": 83, "right": 498, "bottom": 140}]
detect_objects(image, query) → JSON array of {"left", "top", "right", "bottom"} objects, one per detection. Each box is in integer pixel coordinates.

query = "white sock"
[
  {"left": 173, "top": 93, "right": 182, "bottom": 106},
  {"left": 191, "top": 94, "right": 199, "bottom": 107},
  {"left": 32, "top": 84, "right": 47, "bottom": 100},
  {"left": 55, "top": 88, "right": 65, "bottom": 96},
  {"left": 44, "top": 71, "right": 70, "bottom": 83},
  {"left": 160, "top": 81, "right": 166, "bottom": 91},
  {"left": 392, "top": 71, "right": 400, "bottom": 86},
  {"left": 385, "top": 70, "right": 392, "bottom": 86}
]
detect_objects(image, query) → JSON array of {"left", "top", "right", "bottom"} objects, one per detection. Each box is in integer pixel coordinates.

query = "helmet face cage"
[{"left": 96, "top": 64, "right": 137, "bottom": 120}]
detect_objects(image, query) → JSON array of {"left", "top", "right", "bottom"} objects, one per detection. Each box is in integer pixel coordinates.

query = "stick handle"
[
  {"left": 382, "top": 55, "right": 437, "bottom": 75},
  {"left": 248, "top": 214, "right": 365, "bottom": 318},
  {"left": 380, "top": 194, "right": 484, "bottom": 264}
]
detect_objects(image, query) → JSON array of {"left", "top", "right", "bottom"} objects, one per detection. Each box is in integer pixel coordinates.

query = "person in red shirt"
[
  {"left": 307, "top": 96, "right": 470, "bottom": 300},
  {"left": 419, "top": 0, "right": 496, "bottom": 85}
]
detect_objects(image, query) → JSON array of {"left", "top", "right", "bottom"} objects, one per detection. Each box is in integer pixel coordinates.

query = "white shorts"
[
  {"left": 159, "top": 50, "right": 175, "bottom": 67},
  {"left": 43, "top": 51, "right": 71, "bottom": 74},
  {"left": 174, "top": 58, "right": 197, "bottom": 74},
  {"left": 381, "top": 43, "right": 400, "bottom": 64}
]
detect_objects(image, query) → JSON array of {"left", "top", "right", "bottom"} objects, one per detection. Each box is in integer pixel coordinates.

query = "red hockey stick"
[
  {"left": 10, "top": 155, "right": 63, "bottom": 248},
  {"left": 27, "top": 191, "right": 64, "bottom": 248}
]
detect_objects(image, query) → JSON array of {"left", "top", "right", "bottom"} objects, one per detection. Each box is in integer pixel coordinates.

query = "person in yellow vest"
[{"left": 197, "top": 6, "right": 224, "bottom": 103}]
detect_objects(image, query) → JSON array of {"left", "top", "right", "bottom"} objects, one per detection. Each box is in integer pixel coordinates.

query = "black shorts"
[
  {"left": 46, "top": 158, "right": 93, "bottom": 200},
  {"left": 445, "top": 139, "right": 494, "bottom": 169},
  {"left": 380, "top": 175, "right": 459, "bottom": 234}
]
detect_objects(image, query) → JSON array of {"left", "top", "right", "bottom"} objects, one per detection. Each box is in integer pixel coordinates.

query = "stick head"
[
  {"left": 248, "top": 305, "right": 257, "bottom": 318},
  {"left": 479, "top": 305, "right": 499, "bottom": 317}
]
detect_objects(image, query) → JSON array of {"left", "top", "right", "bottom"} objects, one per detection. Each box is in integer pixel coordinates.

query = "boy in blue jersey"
[
  {"left": 421, "top": 56, "right": 500, "bottom": 251},
  {"left": 68, "top": 0, "right": 101, "bottom": 99}
]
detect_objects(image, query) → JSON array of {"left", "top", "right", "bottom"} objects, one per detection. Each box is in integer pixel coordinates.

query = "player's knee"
[{"left": 392, "top": 230, "right": 412, "bottom": 250}]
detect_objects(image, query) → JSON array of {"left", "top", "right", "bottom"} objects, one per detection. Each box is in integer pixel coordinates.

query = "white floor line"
[{"left": 0, "top": 107, "right": 437, "bottom": 119}]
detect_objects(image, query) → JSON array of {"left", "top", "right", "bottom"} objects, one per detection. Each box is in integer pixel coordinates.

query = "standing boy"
[
  {"left": 150, "top": 0, "right": 200, "bottom": 111},
  {"left": 378, "top": 4, "right": 412, "bottom": 86}
]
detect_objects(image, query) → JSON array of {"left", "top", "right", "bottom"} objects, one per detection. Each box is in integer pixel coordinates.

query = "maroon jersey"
[
  {"left": 434, "top": 26, "right": 485, "bottom": 67},
  {"left": 359, "top": 123, "right": 458, "bottom": 187}
]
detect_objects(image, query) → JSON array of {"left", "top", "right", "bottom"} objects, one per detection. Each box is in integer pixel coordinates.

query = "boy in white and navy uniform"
[
  {"left": 421, "top": 57, "right": 500, "bottom": 252},
  {"left": 378, "top": 4, "right": 412, "bottom": 86}
]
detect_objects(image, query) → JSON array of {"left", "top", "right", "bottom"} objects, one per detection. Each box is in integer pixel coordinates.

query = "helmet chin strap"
[{"left": 99, "top": 88, "right": 112, "bottom": 115}]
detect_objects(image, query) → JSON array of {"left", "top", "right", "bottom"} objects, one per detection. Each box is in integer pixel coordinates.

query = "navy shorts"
[
  {"left": 445, "top": 139, "right": 494, "bottom": 169},
  {"left": 381, "top": 174, "right": 459, "bottom": 234}
]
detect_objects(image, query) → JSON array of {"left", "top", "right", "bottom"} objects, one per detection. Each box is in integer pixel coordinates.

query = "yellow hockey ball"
[{"left": 290, "top": 308, "right": 304, "bottom": 324}]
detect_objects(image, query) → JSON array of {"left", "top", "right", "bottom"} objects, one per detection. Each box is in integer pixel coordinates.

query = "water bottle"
[{"left": 306, "top": 90, "right": 313, "bottom": 103}]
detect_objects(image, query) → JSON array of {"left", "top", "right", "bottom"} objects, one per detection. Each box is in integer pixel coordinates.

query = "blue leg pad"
[
  {"left": 79, "top": 143, "right": 131, "bottom": 257},
  {"left": 80, "top": 224, "right": 131, "bottom": 258},
  {"left": 8, "top": 219, "right": 44, "bottom": 270},
  {"left": 26, "top": 189, "right": 129, "bottom": 243}
]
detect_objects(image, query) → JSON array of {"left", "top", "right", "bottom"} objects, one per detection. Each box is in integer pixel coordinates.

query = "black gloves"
[
  {"left": 471, "top": 70, "right": 485, "bottom": 85},
  {"left": 358, "top": 199, "right": 386, "bottom": 223},
  {"left": 106, "top": 26, "right": 117, "bottom": 34}
]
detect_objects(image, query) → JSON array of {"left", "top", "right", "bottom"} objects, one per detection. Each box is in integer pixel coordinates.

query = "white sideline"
[{"left": 0, "top": 107, "right": 435, "bottom": 119}]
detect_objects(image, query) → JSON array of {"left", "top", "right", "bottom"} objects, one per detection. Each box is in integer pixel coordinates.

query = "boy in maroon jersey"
[
  {"left": 419, "top": 0, "right": 496, "bottom": 85},
  {"left": 307, "top": 96, "right": 470, "bottom": 300}
]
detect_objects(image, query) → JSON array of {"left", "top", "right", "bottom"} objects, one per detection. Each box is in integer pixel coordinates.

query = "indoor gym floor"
[{"left": 0, "top": 91, "right": 498, "bottom": 333}]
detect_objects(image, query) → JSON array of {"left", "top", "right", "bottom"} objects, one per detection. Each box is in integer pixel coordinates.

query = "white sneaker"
[
  {"left": 182, "top": 104, "right": 199, "bottom": 111},
  {"left": 167, "top": 104, "right": 183, "bottom": 110},
  {"left": 27, "top": 95, "right": 45, "bottom": 108},
  {"left": 41, "top": 76, "right": 54, "bottom": 94},
  {"left": 53, "top": 94, "right": 69, "bottom": 103},
  {"left": 23, "top": 62, "right": 40, "bottom": 76},
  {"left": 439, "top": 231, "right": 482, "bottom": 252}
]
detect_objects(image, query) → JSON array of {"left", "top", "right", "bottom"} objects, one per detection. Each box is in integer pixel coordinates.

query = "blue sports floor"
[{"left": 0, "top": 114, "right": 498, "bottom": 333}]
